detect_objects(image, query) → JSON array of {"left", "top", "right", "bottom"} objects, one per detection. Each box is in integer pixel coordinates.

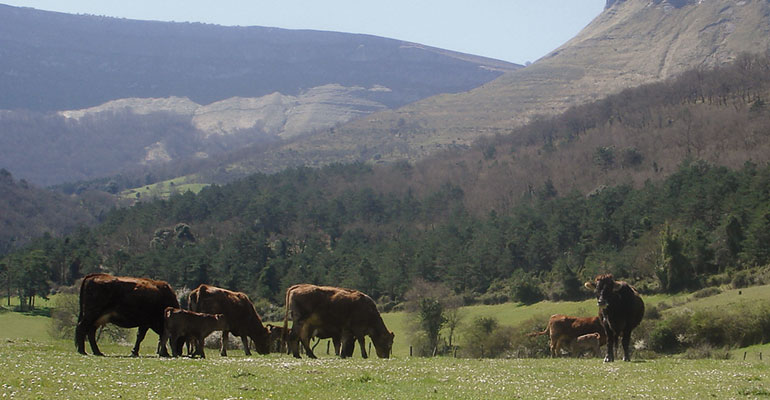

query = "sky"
[{"left": 2, "top": 1, "right": 607, "bottom": 64}]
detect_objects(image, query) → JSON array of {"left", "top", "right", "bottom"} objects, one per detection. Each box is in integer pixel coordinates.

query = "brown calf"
[{"left": 162, "top": 307, "right": 229, "bottom": 358}]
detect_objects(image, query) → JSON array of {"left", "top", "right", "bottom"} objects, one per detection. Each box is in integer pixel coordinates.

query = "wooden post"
[
  {"left": 744, "top": 352, "right": 747, "bottom": 360},
  {"left": 409, "top": 346, "right": 413, "bottom": 357},
  {"left": 453, "top": 347, "right": 457, "bottom": 358},
  {"left": 760, "top": 352, "right": 763, "bottom": 361},
  {"left": 432, "top": 346, "right": 438, "bottom": 357},
  {"left": 327, "top": 341, "right": 330, "bottom": 355},
  {"left": 369, "top": 342, "right": 372, "bottom": 356}
]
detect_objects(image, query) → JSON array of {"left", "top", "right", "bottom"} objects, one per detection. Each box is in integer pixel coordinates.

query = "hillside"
[
  {"left": 0, "top": 3, "right": 518, "bottom": 187},
  {"left": 249, "top": 0, "right": 770, "bottom": 170}
]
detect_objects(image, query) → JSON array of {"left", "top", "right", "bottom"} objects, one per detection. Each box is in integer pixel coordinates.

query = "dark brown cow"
[
  {"left": 75, "top": 273, "right": 179, "bottom": 357},
  {"left": 527, "top": 314, "right": 606, "bottom": 357},
  {"left": 188, "top": 284, "right": 270, "bottom": 356},
  {"left": 162, "top": 307, "right": 229, "bottom": 358},
  {"left": 283, "top": 284, "right": 394, "bottom": 359},
  {"left": 585, "top": 274, "right": 645, "bottom": 362}
]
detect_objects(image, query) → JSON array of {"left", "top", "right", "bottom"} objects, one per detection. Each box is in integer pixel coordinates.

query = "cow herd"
[
  {"left": 75, "top": 272, "right": 643, "bottom": 363},
  {"left": 528, "top": 274, "right": 645, "bottom": 362},
  {"left": 75, "top": 273, "right": 394, "bottom": 359}
]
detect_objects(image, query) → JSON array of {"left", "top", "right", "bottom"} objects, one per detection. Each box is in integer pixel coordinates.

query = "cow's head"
[
  {"left": 584, "top": 274, "right": 617, "bottom": 309},
  {"left": 373, "top": 330, "right": 395, "bottom": 359}
]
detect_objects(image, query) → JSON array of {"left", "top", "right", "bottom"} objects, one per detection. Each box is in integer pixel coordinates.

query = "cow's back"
[{"left": 190, "top": 284, "right": 263, "bottom": 336}]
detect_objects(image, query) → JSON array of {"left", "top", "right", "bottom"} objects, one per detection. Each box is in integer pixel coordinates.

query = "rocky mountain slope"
[{"left": 255, "top": 0, "right": 770, "bottom": 171}]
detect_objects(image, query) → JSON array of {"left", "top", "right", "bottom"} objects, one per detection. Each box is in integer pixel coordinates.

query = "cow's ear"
[{"left": 584, "top": 281, "right": 596, "bottom": 290}]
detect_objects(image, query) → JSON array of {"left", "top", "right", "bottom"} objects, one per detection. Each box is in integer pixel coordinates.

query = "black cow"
[
  {"left": 76, "top": 273, "right": 180, "bottom": 357},
  {"left": 585, "top": 274, "right": 645, "bottom": 362}
]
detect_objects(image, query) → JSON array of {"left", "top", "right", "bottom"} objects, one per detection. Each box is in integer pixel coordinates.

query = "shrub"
[{"left": 691, "top": 287, "right": 722, "bottom": 299}]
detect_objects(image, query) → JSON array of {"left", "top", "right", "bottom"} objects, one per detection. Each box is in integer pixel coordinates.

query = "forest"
[{"left": 2, "top": 53, "right": 770, "bottom": 310}]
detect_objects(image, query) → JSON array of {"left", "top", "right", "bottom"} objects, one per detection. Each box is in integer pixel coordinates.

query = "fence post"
[
  {"left": 327, "top": 341, "right": 330, "bottom": 355},
  {"left": 744, "top": 352, "right": 747, "bottom": 361},
  {"left": 453, "top": 347, "right": 457, "bottom": 358},
  {"left": 410, "top": 345, "right": 413, "bottom": 357},
  {"left": 369, "top": 342, "right": 372, "bottom": 356}
]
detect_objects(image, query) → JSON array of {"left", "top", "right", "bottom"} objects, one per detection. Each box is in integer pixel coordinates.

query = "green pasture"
[
  {"left": 120, "top": 177, "right": 208, "bottom": 200},
  {"left": 2, "top": 286, "right": 770, "bottom": 398}
]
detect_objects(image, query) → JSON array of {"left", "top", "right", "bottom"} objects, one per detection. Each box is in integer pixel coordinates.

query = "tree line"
[{"left": 3, "top": 158, "right": 770, "bottom": 311}]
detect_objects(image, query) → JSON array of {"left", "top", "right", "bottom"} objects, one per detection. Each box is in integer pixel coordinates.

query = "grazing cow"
[
  {"left": 75, "top": 273, "right": 179, "bottom": 357},
  {"left": 162, "top": 307, "right": 229, "bottom": 358},
  {"left": 585, "top": 274, "right": 645, "bottom": 362},
  {"left": 283, "top": 284, "right": 394, "bottom": 359},
  {"left": 188, "top": 284, "right": 270, "bottom": 356},
  {"left": 527, "top": 314, "right": 606, "bottom": 357},
  {"left": 266, "top": 324, "right": 289, "bottom": 353},
  {"left": 571, "top": 332, "right": 603, "bottom": 358}
]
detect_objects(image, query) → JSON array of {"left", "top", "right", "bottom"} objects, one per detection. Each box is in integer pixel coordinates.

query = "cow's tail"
[
  {"left": 75, "top": 275, "right": 90, "bottom": 348},
  {"left": 526, "top": 326, "right": 549, "bottom": 337},
  {"left": 282, "top": 287, "right": 293, "bottom": 345}
]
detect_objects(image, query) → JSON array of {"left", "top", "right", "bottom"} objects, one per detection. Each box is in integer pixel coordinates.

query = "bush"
[
  {"left": 510, "top": 280, "right": 543, "bottom": 305},
  {"left": 49, "top": 293, "right": 79, "bottom": 340},
  {"left": 731, "top": 270, "right": 751, "bottom": 288},
  {"left": 459, "top": 317, "right": 517, "bottom": 358},
  {"left": 691, "top": 287, "right": 722, "bottom": 299}
]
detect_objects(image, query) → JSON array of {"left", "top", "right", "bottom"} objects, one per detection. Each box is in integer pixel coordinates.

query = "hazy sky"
[{"left": 3, "top": 1, "right": 606, "bottom": 64}]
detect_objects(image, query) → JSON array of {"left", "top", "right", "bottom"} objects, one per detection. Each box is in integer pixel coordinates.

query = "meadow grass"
[
  {"left": 1, "top": 337, "right": 768, "bottom": 399},
  {"left": 2, "top": 286, "right": 770, "bottom": 398}
]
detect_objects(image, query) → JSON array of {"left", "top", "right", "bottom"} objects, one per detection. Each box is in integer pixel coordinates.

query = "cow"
[
  {"left": 75, "top": 273, "right": 179, "bottom": 357},
  {"left": 585, "top": 274, "right": 645, "bottom": 362},
  {"left": 266, "top": 324, "right": 289, "bottom": 353},
  {"left": 570, "top": 332, "right": 603, "bottom": 358},
  {"left": 161, "top": 307, "right": 229, "bottom": 358},
  {"left": 282, "top": 284, "right": 394, "bottom": 359},
  {"left": 188, "top": 284, "right": 270, "bottom": 356},
  {"left": 527, "top": 314, "right": 606, "bottom": 357}
]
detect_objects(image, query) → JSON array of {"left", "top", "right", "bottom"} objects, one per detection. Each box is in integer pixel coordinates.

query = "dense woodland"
[{"left": 3, "top": 53, "right": 770, "bottom": 309}]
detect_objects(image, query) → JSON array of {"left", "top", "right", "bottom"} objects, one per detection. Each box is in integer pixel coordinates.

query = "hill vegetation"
[{"left": 3, "top": 53, "right": 770, "bottom": 302}]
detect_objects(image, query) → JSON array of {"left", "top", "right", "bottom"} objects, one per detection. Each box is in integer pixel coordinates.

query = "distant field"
[
  {"left": 120, "top": 178, "right": 208, "bottom": 200},
  {"left": 2, "top": 285, "right": 769, "bottom": 398}
]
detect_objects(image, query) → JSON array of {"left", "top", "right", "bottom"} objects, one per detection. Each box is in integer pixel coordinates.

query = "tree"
[
  {"left": 418, "top": 297, "right": 446, "bottom": 354},
  {"left": 658, "top": 224, "right": 691, "bottom": 292}
]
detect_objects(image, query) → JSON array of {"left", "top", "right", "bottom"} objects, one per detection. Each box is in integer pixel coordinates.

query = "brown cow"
[
  {"left": 282, "top": 284, "right": 394, "bottom": 359},
  {"left": 162, "top": 307, "right": 229, "bottom": 358},
  {"left": 527, "top": 314, "right": 606, "bottom": 357},
  {"left": 75, "top": 273, "right": 179, "bottom": 357},
  {"left": 585, "top": 274, "right": 645, "bottom": 362},
  {"left": 188, "top": 284, "right": 270, "bottom": 356},
  {"left": 570, "top": 332, "right": 603, "bottom": 358}
]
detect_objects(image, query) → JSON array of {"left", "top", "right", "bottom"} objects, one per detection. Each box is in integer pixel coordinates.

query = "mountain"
[
  {"left": 0, "top": 4, "right": 518, "bottom": 186},
  {"left": 246, "top": 0, "right": 770, "bottom": 171}
]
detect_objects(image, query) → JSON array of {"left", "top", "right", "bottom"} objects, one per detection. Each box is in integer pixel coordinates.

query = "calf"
[
  {"left": 162, "top": 307, "right": 229, "bottom": 358},
  {"left": 570, "top": 332, "right": 603, "bottom": 358},
  {"left": 585, "top": 274, "right": 645, "bottom": 362},
  {"left": 527, "top": 314, "right": 605, "bottom": 357}
]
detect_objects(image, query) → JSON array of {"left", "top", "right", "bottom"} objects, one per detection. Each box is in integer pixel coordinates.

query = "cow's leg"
[
  {"left": 605, "top": 331, "right": 617, "bottom": 362},
  {"left": 220, "top": 331, "right": 229, "bottom": 357},
  {"left": 86, "top": 324, "right": 104, "bottom": 356},
  {"left": 160, "top": 330, "right": 172, "bottom": 357},
  {"left": 241, "top": 335, "right": 251, "bottom": 356},
  {"left": 298, "top": 324, "right": 317, "bottom": 359},
  {"left": 621, "top": 330, "right": 633, "bottom": 362},
  {"left": 131, "top": 326, "right": 148, "bottom": 357},
  {"left": 197, "top": 337, "right": 206, "bottom": 359},
  {"left": 75, "top": 320, "right": 92, "bottom": 355},
  {"left": 358, "top": 335, "right": 367, "bottom": 359},
  {"left": 333, "top": 336, "right": 342, "bottom": 356}
]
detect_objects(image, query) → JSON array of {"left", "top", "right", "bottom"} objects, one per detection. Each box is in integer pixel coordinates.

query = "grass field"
[{"left": 2, "top": 286, "right": 770, "bottom": 398}]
